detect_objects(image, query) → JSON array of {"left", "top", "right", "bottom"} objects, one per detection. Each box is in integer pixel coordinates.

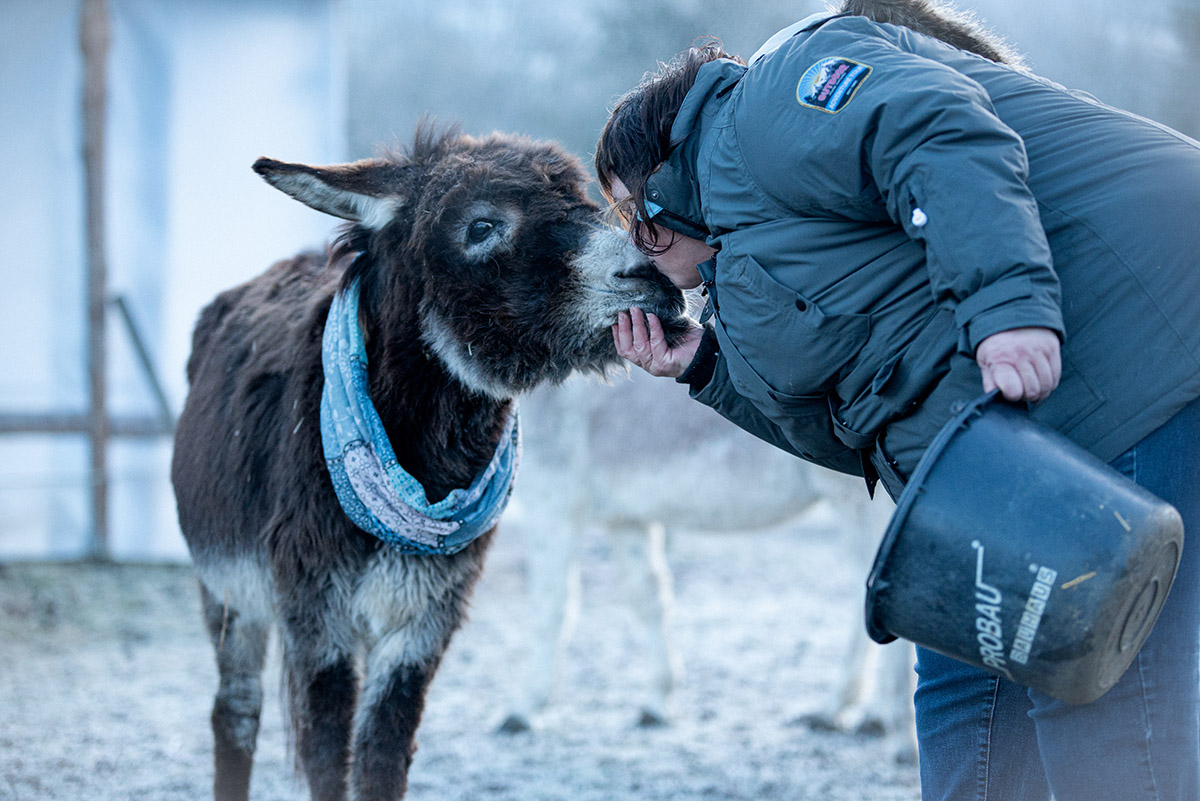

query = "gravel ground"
[{"left": 0, "top": 514, "right": 920, "bottom": 801}]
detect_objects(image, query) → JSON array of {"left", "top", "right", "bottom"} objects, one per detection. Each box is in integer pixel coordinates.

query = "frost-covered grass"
[{"left": 0, "top": 518, "right": 919, "bottom": 801}]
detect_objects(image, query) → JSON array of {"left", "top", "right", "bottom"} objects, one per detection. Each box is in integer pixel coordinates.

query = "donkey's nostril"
[{"left": 614, "top": 261, "right": 660, "bottom": 282}]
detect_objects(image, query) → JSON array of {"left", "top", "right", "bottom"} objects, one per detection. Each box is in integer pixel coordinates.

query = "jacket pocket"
[
  {"left": 716, "top": 252, "right": 871, "bottom": 397},
  {"left": 832, "top": 308, "right": 958, "bottom": 448},
  {"left": 1031, "top": 349, "right": 1104, "bottom": 434},
  {"left": 713, "top": 316, "right": 848, "bottom": 461}
]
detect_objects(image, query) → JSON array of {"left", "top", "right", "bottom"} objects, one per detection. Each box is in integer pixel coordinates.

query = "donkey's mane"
[{"left": 840, "top": 0, "right": 1024, "bottom": 67}]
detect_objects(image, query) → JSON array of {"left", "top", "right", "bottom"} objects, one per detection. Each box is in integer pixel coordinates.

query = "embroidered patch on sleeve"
[{"left": 796, "top": 57, "right": 872, "bottom": 113}]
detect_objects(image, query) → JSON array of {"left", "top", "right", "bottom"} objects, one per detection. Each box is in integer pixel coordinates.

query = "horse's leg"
[
  {"left": 200, "top": 582, "right": 270, "bottom": 801},
  {"left": 499, "top": 377, "right": 593, "bottom": 733},
  {"left": 800, "top": 487, "right": 897, "bottom": 735},
  {"left": 498, "top": 510, "right": 581, "bottom": 733},
  {"left": 801, "top": 616, "right": 877, "bottom": 733},
  {"left": 613, "top": 520, "right": 680, "bottom": 726},
  {"left": 879, "top": 639, "right": 918, "bottom": 764}
]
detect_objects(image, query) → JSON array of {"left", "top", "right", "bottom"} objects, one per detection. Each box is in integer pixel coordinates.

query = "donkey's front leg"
[
  {"left": 294, "top": 654, "right": 358, "bottom": 801},
  {"left": 350, "top": 631, "right": 445, "bottom": 800},
  {"left": 280, "top": 600, "right": 358, "bottom": 801},
  {"left": 200, "top": 582, "right": 270, "bottom": 801}
]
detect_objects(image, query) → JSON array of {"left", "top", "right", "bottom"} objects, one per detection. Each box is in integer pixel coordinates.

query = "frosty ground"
[{"left": 0, "top": 509, "right": 920, "bottom": 801}]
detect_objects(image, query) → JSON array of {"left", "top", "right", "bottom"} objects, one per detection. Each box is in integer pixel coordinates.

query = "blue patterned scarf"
[{"left": 319, "top": 277, "right": 520, "bottom": 555}]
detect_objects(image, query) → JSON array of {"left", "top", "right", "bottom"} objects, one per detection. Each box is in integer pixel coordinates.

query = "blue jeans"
[{"left": 913, "top": 395, "right": 1200, "bottom": 801}]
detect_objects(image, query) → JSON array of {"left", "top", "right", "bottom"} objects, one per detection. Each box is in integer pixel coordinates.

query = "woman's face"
[{"left": 610, "top": 179, "right": 712, "bottom": 291}]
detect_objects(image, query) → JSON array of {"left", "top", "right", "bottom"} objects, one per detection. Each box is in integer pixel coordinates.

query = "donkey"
[{"left": 170, "top": 126, "right": 686, "bottom": 801}]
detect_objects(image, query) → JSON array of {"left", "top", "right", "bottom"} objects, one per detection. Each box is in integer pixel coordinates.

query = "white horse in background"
[{"left": 500, "top": 369, "right": 917, "bottom": 764}]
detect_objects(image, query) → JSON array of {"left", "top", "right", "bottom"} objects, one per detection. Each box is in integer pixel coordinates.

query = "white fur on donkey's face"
[
  {"left": 571, "top": 227, "right": 665, "bottom": 322},
  {"left": 421, "top": 226, "right": 664, "bottom": 400},
  {"left": 421, "top": 308, "right": 516, "bottom": 400}
]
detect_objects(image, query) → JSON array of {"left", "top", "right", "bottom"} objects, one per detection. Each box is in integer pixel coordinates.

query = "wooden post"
[{"left": 81, "top": 0, "right": 111, "bottom": 560}]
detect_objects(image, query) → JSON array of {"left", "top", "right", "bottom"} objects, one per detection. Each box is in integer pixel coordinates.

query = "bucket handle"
[{"left": 864, "top": 390, "right": 1007, "bottom": 643}]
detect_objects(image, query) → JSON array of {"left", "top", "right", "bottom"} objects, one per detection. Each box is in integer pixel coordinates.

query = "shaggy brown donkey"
[{"left": 171, "top": 126, "right": 686, "bottom": 801}]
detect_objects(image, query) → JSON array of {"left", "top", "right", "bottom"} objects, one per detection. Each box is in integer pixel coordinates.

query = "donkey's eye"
[{"left": 467, "top": 219, "right": 498, "bottom": 244}]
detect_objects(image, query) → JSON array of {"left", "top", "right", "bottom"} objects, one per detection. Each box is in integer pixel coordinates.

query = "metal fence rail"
[{"left": 0, "top": 0, "right": 174, "bottom": 560}]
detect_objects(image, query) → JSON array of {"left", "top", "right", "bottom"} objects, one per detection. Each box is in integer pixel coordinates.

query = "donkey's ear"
[{"left": 252, "top": 157, "right": 407, "bottom": 230}]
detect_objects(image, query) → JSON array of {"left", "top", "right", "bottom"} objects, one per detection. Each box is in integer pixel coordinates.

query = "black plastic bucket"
[{"left": 865, "top": 393, "right": 1183, "bottom": 704}]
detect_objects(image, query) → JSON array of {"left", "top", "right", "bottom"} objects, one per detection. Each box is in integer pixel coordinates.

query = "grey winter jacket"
[{"left": 650, "top": 13, "right": 1200, "bottom": 495}]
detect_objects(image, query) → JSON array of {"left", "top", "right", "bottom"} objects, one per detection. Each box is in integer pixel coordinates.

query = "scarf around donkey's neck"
[{"left": 319, "top": 276, "right": 520, "bottom": 555}]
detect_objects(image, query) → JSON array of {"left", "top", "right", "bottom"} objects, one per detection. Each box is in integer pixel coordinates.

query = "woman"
[{"left": 599, "top": 4, "right": 1200, "bottom": 801}]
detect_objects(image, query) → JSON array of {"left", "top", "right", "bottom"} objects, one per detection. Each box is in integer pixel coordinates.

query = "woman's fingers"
[
  {"left": 613, "top": 311, "right": 634, "bottom": 357},
  {"left": 1030, "top": 351, "right": 1057, "bottom": 401},
  {"left": 975, "top": 327, "right": 1062, "bottom": 402},
  {"left": 612, "top": 307, "right": 702, "bottom": 379},
  {"left": 984, "top": 362, "right": 1024, "bottom": 401},
  {"left": 1015, "top": 358, "right": 1044, "bottom": 401},
  {"left": 630, "top": 306, "right": 650, "bottom": 355},
  {"left": 613, "top": 309, "right": 651, "bottom": 367},
  {"left": 646, "top": 312, "right": 670, "bottom": 362}
]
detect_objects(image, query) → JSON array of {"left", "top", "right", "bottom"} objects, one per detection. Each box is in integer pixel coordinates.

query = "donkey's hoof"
[
  {"left": 793, "top": 712, "right": 839, "bottom": 733},
  {"left": 854, "top": 717, "right": 887, "bottom": 738},
  {"left": 636, "top": 707, "right": 669, "bottom": 728},
  {"left": 496, "top": 713, "right": 533, "bottom": 735}
]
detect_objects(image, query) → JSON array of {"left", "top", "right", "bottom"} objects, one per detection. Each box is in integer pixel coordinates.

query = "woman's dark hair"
[{"left": 595, "top": 39, "right": 743, "bottom": 255}]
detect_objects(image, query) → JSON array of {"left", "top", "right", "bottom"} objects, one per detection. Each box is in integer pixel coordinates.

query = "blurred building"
[
  {"left": 1, "top": 0, "right": 1194, "bottom": 562},
  {"left": 0, "top": 0, "right": 345, "bottom": 560}
]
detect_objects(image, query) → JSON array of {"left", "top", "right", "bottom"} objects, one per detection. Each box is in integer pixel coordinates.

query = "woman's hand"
[
  {"left": 975, "top": 326, "right": 1062, "bottom": 402},
  {"left": 613, "top": 307, "right": 703, "bottom": 378}
]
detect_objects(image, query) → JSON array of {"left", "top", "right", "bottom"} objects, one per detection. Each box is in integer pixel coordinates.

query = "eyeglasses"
[{"left": 608, "top": 197, "right": 664, "bottom": 230}]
